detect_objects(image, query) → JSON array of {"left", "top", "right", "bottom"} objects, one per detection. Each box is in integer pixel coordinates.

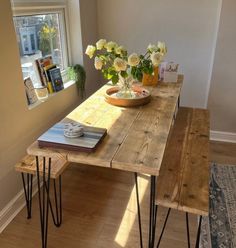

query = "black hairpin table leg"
[
  {"left": 36, "top": 156, "right": 51, "bottom": 248},
  {"left": 149, "top": 176, "right": 157, "bottom": 248},
  {"left": 134, "top": 173, "right": 143, "bottom": 248},
  {"left": 21, "top": 173, "right": 33, "bottom": 219}
]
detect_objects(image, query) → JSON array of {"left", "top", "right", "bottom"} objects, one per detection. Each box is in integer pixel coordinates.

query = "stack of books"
[{"left": 35, "top": 55, "right": 64, "bottom": 94}]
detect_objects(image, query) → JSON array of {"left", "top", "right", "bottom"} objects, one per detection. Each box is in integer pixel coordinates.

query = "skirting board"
[
  {"left": 210, "top": 130, "right": 236, "bottom": 143},
  {"left": 0, "top": 178, "right": 39, "bottom": 233}
]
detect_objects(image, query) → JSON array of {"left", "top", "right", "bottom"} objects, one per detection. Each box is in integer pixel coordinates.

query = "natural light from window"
[{"left": 13, "top": 13, "right": 65, "bottom": 87}]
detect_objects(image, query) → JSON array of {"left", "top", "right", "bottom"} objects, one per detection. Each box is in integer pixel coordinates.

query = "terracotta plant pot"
[{"left": 142, "top": 66, "right": 159, "bottom": 86}]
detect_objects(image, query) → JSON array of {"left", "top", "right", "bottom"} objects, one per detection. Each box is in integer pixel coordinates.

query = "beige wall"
[
  {"left": 208, "top": 0, "right": 236, "bottom": 133},
  {"left": 0, "top": 0, "right": 99, "bottom": 211},
  {"left": 97, "top": 0, "right": 221, "bottom": 108},
  {"left": 80, "top": 0, "right": 102, "bottom": 94}
]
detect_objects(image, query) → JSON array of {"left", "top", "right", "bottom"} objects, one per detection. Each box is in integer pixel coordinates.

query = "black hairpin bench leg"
[
  {"left": 156, "top": 208, "right": 171, "bottom": 248},
  {"left": 21, "top": 173, "right": 33, "bottom": 219},
  {"left": 186, "top": 213, "right": 191, "bottom": 248},
  {"left": 36, "top": 156, "right": 51, "bottom": 248},
  {"left": 195, "top": 216, "right": 202, "bottom": 248},
  {"left": 45, "top": 176, "right": 62, "bottom": 227}
]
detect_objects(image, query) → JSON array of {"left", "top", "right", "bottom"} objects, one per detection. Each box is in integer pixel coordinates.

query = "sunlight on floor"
[{"left": 115, "top": 175, "right": 149, "bottom": 247}]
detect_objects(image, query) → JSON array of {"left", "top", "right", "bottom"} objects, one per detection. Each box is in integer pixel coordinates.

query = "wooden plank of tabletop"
[
  {"left": 178, "top": 108, "right": 210, "bottom": 216},
  {"left": 63, "top": 84, "right": 140, "bottom": 168},
  {"left": 112, "top": 76, "right": 183, "bottom": 176}
]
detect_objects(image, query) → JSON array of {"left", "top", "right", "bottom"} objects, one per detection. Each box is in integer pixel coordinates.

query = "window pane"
[{"left": 13, "top": 13, "right": 65, "bottom": 87}]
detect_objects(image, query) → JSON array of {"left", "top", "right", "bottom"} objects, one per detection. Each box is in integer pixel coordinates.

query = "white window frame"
[{"left": 12, "top": 3, "right": 71, "bottom": 76}]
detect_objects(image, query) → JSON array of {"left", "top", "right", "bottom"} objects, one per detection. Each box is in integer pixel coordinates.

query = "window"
[{"left": 13, "top": 7, "right": 69, "bottom": 88}]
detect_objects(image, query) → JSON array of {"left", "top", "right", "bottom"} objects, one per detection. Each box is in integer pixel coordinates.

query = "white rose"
[
  {"left": 96, "top": 39, "right": 106, "bottom": 50},
  {"left": 105, "top": 41, "right": 118, "bottom": 52},
  {"left": 148, "top": 44, "right": 158, "bottom": 53},
  {"left": 113, "top": 58, "right": 127, "bottom": 72},
  {"left": 94, "top": 57, "right": 103, "bottom": 70},
  {"left": 128, "top": 53, "right": 140, "bottom": 66},
  {"left": 85, "top": 45, "right": 96, "bottom": 58},
  {"left": 151, "top": 52, "right": 162, "bottom": 66},
  {"left": 157, "top": 41, "right": 167, "bottom": 55},
  {"left": 115, "top": 46, "right": 126, "bottom": 55}
]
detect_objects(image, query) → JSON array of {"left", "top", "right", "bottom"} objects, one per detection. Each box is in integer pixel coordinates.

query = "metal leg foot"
[
  {"left": 134, "top": 173, "right": 143, "bottom": 248},
  {"left": 21, "top": 173, "right": 33, "bottom": 219},
  {"left": 36, "top": 156, "right": 51, "bottom": 248}
]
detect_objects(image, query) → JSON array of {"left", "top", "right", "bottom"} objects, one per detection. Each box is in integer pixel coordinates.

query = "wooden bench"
[
  {"left": 154, "top": 107, "right": 210, "bottom": 247},
  {"left": 15, "top": 155, "right": 69, "bottom": 226}
]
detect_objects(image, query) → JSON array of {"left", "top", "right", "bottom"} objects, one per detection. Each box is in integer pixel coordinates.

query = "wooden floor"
[{"left": 0, "top": 141, "right": 235, "bottom": 248}]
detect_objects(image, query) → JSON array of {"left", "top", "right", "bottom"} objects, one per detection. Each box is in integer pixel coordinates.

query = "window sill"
[{"left": 28, "top": 80, "right": 76, "bottom": 110}]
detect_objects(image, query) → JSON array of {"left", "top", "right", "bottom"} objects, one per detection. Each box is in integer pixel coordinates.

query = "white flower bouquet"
[{"left": 85, "top": 39, "right": 167, "bottom": 84}]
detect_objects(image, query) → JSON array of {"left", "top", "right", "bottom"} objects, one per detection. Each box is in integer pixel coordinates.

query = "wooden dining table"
[{"left": 27, "top": 75, "right": 183, "bottom": 248}]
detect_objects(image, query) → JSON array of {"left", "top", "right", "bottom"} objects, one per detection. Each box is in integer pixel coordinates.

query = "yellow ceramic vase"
[{"left": 142, "top": 66, "right": 159, "bottom": 86}]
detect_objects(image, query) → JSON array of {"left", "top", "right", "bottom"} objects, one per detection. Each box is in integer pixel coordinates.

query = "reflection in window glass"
[{"left": 13, "top": 13, "right": 65, "bottom": 87}]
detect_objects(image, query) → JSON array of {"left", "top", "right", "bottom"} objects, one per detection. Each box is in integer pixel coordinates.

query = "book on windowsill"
[
  {"left": 44, "top": 64, "right": 57, "bottom": 93},
  {"left": 35, "top": 55, "right": 53, "bottom": 86},
  {"left": 37, "top": 122, "right": 107, "bottom": 153},
  {"left": 48, "top": 67, "right": 64, "bottom": 92}
]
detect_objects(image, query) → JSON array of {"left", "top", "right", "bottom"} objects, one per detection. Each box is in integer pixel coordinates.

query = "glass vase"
[{"left": 116, "top": 73, "right": 135, "bottom": 99}]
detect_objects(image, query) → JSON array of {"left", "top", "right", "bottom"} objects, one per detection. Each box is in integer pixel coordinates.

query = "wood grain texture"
[
  {"left": 178, "top": 108, "right": 210, "bottom": 216},
  {"left": 27, "top": 76, "right": 183, "bottom": 175},
  {"left": 15, "top": 155, "right": 69, "bottom": 179},
  {"left": 155, "top": 108, "right": 192, "bottom": 209},
  {"left": 155, "top": 107, "right": 210, "bottom": 216},
  {"left": 112, "top": 77, "right": 183, "bottom": 175}
]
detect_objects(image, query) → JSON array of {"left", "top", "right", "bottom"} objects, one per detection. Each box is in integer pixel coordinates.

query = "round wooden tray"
[{"left": 104, "top": 86, "right": 151, "bottom": 107}]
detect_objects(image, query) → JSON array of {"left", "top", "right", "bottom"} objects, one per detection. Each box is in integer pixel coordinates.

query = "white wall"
[
  {"left": 208, "top": 0, "right": 236, "bottom": 133},
  {"left": 97, "top": 0, "right": 221, "bottom": 108}
]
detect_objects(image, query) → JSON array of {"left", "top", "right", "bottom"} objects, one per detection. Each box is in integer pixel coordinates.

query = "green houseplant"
[{"left": 68, "top": 64, "right": 86, "bottom": 98}]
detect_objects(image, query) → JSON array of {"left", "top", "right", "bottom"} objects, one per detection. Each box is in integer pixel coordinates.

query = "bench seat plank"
[
  {"left": 155, "top": 107, "right": 192, "bottom": 209},
  {"left": 15, "top": 155, "right": 69, "bottom": 179},
  {"left": 155, "top": 107, "right": 209, "bottom": 216},
  {"left": 178, "top": 108, "right": 209, "bottom": 216}
]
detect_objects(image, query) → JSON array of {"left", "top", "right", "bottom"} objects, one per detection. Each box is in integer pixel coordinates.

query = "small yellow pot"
[{"left": 142, "top": 66, "right": 159, "bottom": 86}]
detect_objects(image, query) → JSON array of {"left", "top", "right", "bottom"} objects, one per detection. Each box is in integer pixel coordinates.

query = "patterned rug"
[{"left": 200, "top": 163, "right": 236, "bottom": 248}]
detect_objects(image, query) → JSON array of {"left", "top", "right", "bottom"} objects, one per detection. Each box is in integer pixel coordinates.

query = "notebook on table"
[{"left": 37, "top": 122, "right": 107, "bottom": 152}]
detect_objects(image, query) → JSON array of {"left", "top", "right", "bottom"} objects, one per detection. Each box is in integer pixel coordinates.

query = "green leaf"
[
  {"left": 111, "top": 74, "right": 119, "bottom": 84},
  {"left": 120, "top": 71, "right": 128, "bottom": 78},
  {"left": 131, "top": 67, "right": 136, "bottom": 78}
]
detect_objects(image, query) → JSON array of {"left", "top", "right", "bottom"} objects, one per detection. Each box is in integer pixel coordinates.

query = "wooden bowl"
[{"left": 104, "top": 86, "right": 151, "bottom": 107}]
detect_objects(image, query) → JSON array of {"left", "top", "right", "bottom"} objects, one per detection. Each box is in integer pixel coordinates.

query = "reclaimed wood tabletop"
[{"left": 27, "top": 75, "right": 183, "bottom": 176}]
